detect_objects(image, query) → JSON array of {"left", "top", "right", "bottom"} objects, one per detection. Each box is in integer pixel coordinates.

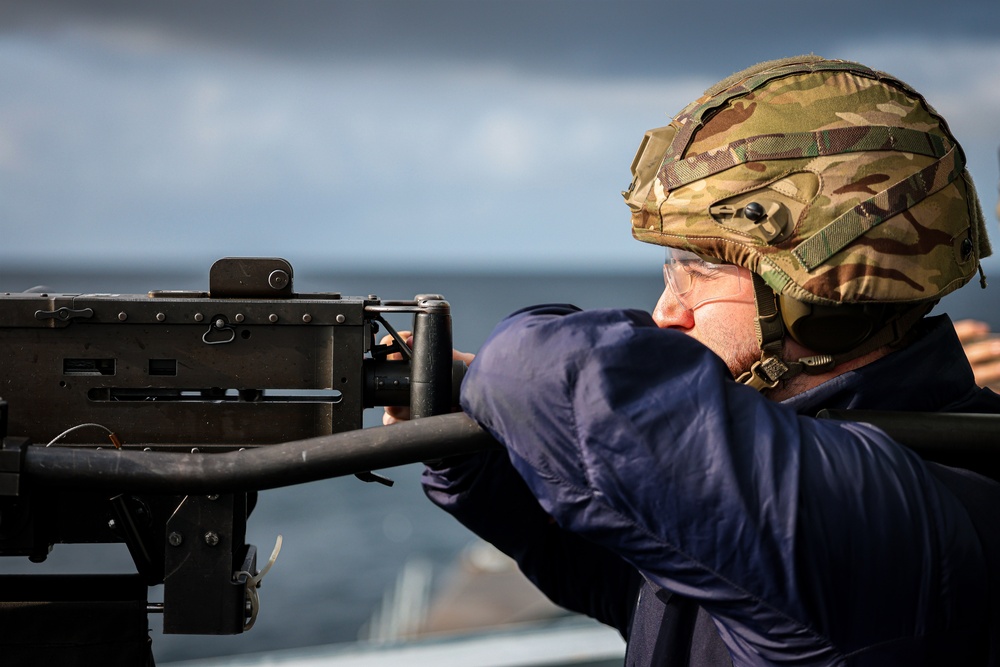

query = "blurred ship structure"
[{"left": 166, "top": 539, "right": 625, "bottom": 667}]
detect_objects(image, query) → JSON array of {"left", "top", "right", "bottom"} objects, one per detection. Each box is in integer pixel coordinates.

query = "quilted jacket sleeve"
[
  {"left": 457, "top": 304, "right": 988, "bottom": 663},
  {"left": 423, "top": 448, "right": 641, "bottom": 635}
]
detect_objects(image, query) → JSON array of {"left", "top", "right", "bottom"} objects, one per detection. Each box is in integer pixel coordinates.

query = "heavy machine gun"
[{"left": 0, "top": 257, "right": 491, "bottom": 664}]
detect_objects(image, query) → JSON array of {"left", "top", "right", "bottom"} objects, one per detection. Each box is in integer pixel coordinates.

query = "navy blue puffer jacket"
[{"left": 424, "top": 307, "right": 1000, "bottom": 666}]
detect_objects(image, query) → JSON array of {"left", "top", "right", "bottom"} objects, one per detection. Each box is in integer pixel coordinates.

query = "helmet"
[{"left": 622, "top": 55, "right": 991, "bottom": 388}]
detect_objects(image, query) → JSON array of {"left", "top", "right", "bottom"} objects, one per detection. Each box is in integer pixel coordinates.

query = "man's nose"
[{"left": 652, "top": 287, "right": 695, "bottom": 330}]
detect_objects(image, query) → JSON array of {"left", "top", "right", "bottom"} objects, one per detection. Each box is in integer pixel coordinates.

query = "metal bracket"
[
  {"left": 163, "top": 493, "right": 251, "bottom": 634},
  {"left": 209, "top": 258, "right": 294, "bottom": 298},
  {"left": 0, "top": 436, "right": 29, "bottom": 497}
]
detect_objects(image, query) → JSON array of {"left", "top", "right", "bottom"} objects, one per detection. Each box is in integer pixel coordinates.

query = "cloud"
[
  {"left": 0, "top": 22, "right": 709, "bottom": 270},
  {"left": 1, "top": 21, "right": 998, "bottom": 272}
]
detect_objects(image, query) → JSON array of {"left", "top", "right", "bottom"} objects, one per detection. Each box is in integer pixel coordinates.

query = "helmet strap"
[
  {"left": 737, "top": 272, "right": 794, "bottom": 391},
  {"left": 736, "top": 273, "right": 931, "bottom": 392}
]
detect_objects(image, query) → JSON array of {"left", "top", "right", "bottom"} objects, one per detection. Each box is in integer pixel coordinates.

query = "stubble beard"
[
  {"left": 719, "top": 338, "right": 760, "bottom": 381},
  {"left": 691, "top": 321, "right": 761, "bottom": 382}
]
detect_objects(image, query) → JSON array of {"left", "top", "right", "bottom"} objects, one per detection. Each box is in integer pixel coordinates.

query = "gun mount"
[{"left": 0, "top": 257, "right": 473, "bottom": 663}]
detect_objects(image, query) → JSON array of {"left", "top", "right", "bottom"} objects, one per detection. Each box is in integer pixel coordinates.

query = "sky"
[{"left": 1, "top": 0, "right": 999, "bottom": 274}]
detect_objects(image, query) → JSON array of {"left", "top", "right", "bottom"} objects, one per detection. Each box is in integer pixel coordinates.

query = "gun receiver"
[
  {"left": 1, "top": 257, "right": 459, "bottom": 449},
  {"left": 0, "top": 257, "right": 468, "bottom": 646}
]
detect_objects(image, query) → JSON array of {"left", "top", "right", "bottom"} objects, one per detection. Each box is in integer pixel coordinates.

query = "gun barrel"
[
  {"left": 819, "top": 409, "right": 1000, "bottom": 480},
  {"left": 22, "top": 413, "right": 499, "bottom": 494}
]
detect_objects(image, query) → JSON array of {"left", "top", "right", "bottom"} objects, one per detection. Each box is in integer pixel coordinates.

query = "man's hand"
[
  {"left": 380, "top": 331, "right": 476, "bottom": 425},
  {"left": 954, "top": 319, "right": 1000, "bottom": 390}
]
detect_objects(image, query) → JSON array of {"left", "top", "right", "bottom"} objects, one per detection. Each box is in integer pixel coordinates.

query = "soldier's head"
[{"left": 622, "top": 55, "right": 990, "bottom": 395}]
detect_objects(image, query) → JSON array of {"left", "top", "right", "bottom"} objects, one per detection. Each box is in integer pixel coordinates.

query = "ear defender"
[{"left": 777, "top": 296, "right": 883, "bottom": 354}]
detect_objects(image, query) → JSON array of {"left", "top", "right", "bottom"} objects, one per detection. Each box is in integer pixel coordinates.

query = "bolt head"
[
  {"left": 268, "top": 270, "right": 289, "bottom": 290},
  {"left": 961, "top": 237, "right": 974, "bottom": 260}
]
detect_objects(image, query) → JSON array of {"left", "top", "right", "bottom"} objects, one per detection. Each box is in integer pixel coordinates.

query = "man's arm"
[
  {"left": 460, "top": 304, "right": 988, "bottom": 661},
  {"left": 383, "top": 329, "right": 641, "bottom": 634},
  {"left": 423, "top": 450, "right": 641, "bottom": 635}
]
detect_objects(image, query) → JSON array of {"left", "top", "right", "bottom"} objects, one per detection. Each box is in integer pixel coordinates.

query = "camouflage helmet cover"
[{"left": 624, "top": 55, "right": 991, "bottom": 306}]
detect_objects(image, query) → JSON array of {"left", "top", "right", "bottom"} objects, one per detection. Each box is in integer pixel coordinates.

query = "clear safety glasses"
[{"left": 663, "top": 248, "right": 743, "bottom": 310}]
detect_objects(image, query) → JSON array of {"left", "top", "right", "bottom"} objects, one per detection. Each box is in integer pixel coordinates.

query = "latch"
[{"left": 33, "top": 307, "right": 94, "bottom": 322}]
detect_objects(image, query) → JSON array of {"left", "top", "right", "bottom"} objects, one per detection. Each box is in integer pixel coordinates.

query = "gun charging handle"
[{"left": 410, "top": 296, "right": 453, "bottom": 419}]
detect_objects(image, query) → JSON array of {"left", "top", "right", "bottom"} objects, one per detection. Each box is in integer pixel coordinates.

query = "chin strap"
[
  {"left": 736, "top": 273, "right": 930, "bottom": 392},
  {"left": 736, "top": 273, "right": 802, "bottom": 391}
]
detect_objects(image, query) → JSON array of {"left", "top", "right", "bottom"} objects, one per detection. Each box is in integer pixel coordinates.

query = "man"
[{"left": 389, "top": 56, "right": 1000, "bottom": 665}]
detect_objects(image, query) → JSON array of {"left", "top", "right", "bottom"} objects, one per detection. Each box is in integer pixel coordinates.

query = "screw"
[
  {"left": 118, "top": 311, "right": 128, "bottom": 321},
  {"left": 234, "top": 313, "right": 245, "bottom": 323},
  {"left": 743, "top": 202, "right": 766, "bottom": 222},
  {"left": 302, "top": 313, "right": 312, "bottom": 323},
  {"left": 156, "top": 312, "right": 166, "bottom": 322},
  {"left": 108, "top": 519, "right": 117, "bottom": 530},
  {"left": 336, "top": 314, "right": 346, "bottom": 324},
  {"left": 194, "top": 313, "right": 204, "bottom": 322},
  {"left": 168, "top": 532, "right": 183, "bottom": 547},
  {"left": 204, "top": 531, "right": 220, "bottom": 547},
  {"left": 206, "top": 494, "right": 219, "bottom": 501},
  {"left": 268, "top": 313, "right": 279, "bottom": 323}
]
